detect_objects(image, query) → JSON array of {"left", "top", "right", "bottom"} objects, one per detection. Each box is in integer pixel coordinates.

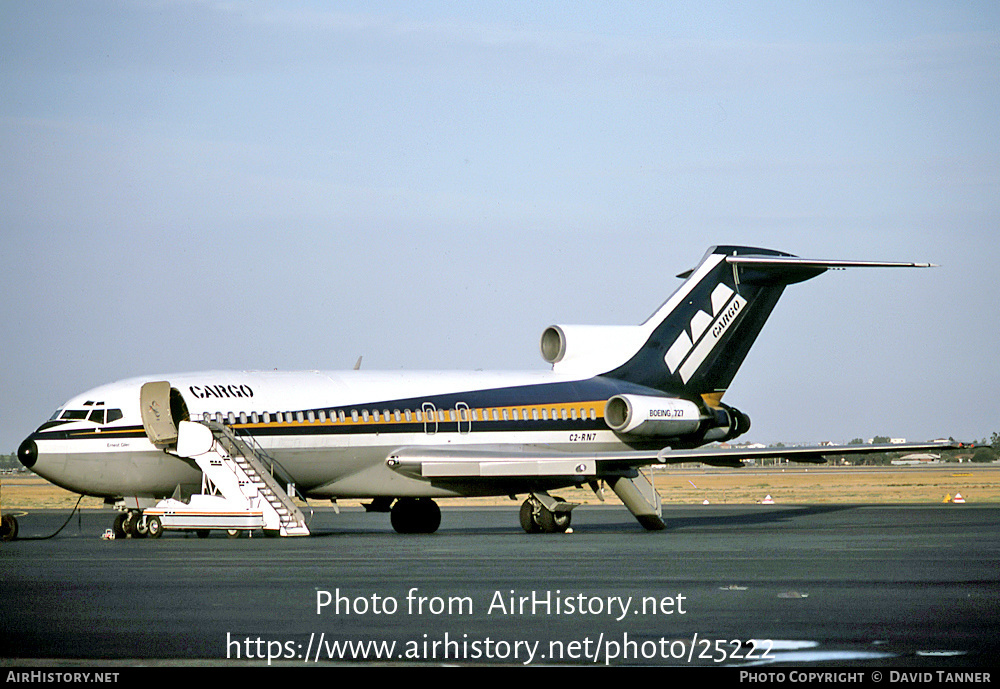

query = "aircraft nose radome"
[{"left": 17, "top": 437, "right": 38, "bottom": 469}]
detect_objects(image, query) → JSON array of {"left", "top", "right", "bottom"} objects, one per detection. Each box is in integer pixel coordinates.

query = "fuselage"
[{"left": 19, "top": 368, "right": 700, "bottom": 502}]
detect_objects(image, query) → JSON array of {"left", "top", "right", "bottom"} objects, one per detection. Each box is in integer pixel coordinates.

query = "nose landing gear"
[
  {"left": 1, "top": 481, "right": 19, "bottom": 541},
  {"left": 113, "top": 510, "right": 150, "bottom": 538},
  {"left": 1, "top": 513, "right": 17, "bottom": 542}
]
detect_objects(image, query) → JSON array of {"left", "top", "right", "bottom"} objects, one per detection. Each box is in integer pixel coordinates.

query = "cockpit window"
[{"left": 59, "top": 408, "right": 124, "bottom": 425}]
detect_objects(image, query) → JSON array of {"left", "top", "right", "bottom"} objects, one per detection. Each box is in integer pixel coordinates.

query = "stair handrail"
[
  {"left": 232, "top": 424, "right": 315, "bottom": 527},
  {"left": 201, "top": 420, "right": 313, "bottom": 529}
]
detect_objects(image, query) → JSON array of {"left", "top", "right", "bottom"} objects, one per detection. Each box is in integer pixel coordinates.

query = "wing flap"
[
  {"left": 422, "top": 459, "right": 596, "bottom": 478},
  {"left": 389, "top": 448, "right": 599, "bottom": 479}
]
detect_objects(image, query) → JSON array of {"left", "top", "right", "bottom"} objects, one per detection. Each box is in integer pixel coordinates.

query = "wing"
[
  {"left": 386, "top": 440, "right": 960, "bottom": 478},
  {"left": 385, "top": 440, "right": 959, "bottom": 532}
]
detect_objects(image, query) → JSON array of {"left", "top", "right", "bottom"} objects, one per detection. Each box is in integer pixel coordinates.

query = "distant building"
[{"left": 891, "top": 453, "right": 940, "bottom": 465}]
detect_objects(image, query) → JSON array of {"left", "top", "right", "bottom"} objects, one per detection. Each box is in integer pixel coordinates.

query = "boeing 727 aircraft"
[{"left": 15, "top": 246, "right": 952, "bottom": 537}]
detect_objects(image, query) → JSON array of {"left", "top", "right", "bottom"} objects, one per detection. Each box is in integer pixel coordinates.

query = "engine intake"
[
  {"left": 540, "top": 324, "right": 649, "bottom": 374},
  {"left": 540, "top": 326, "right": 568, "bottom": 364}
]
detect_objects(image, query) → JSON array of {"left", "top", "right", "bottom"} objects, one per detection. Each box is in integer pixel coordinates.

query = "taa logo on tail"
[{"left": 663, "top": 283, "right": 746, "bottom": 384}]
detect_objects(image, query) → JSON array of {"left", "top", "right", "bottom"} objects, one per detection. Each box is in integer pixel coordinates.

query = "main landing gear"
[
  {"left": 386, "top": 495, "right": 575, "bottom": 534},
  {"left": 390, "top": 498, "right": 441, "bottom": 534},
  {"left": 519, "top": 495, "right": 572, "bottom": 534}
]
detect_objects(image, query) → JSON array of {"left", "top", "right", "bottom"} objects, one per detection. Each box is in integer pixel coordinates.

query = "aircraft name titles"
[
  {"left": 711, "top": 297, "right": 743, "bottom": 340},
  {"left": 649, "top": 408, "right": 686, "bottom": 418},
  {"left": 189, "top": 384, "right": 255, "bottom": 400}
]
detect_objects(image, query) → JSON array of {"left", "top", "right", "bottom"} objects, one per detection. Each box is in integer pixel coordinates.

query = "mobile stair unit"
[{"left": 144, "top": 420, "right": 311, "bottom": 538}]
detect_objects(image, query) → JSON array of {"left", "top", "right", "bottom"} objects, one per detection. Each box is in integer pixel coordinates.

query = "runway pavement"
[{"left": 1, "top": 504, "right": 997, "bottom": 667}]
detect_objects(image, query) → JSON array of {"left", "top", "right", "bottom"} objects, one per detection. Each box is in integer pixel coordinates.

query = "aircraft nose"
[{"left": 17, "top": 436, "right": 38, "bottom": 469}]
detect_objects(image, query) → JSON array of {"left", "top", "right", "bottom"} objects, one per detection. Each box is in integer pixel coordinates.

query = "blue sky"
[{"left": 2, "top": 2, "right": 998, "bottom": 450}]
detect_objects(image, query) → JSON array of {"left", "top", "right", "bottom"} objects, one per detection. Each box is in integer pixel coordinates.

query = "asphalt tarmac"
[{"left": 2, "top": 504, "right": 997, "bottom": 667}]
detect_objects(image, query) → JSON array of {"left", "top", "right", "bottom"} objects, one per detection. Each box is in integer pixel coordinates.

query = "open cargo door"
[{"left": 140, "top": 381, "right": 179, "bottom": 447}]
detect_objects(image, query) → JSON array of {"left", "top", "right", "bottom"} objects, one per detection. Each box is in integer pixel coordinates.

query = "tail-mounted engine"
[
  {"left": 603, "top": 393, "right": 751, "bottom": 444},
  {"left": 540, "top": 324, "right": 648, "bottom": 375},
  {"left": 700, "top": 403, "right": 751, "bottom": 443},
  {"left": 604, "top": 394, "right": 703, "bottom": 437}
]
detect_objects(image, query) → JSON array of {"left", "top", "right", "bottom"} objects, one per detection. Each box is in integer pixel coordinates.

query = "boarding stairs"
[{"left": 175, "top": 420, "right": 310, "bottom": 536}]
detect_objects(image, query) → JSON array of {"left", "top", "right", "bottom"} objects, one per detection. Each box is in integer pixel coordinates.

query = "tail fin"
[{"left": 599, "top": 245, "right": 932, "bottom": 399}]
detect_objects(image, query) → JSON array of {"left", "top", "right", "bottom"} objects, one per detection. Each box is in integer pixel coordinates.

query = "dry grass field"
[
  {"left": 647, "top": 464, "right": 1000, "bottom": 505},
  {"left": 3, "top": 464, "right": 998, "bottom": 512}
]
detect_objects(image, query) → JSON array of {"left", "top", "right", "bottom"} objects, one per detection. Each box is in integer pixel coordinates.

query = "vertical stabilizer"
[
  {"left": 602, "top": 246, "right": 933, "bottom": 398},
  {"left": 603, "top": 246, "right": 827, "bottom": 397}
]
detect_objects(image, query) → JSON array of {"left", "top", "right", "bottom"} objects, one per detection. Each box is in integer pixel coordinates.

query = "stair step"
[{"left": 197, "top": 421, "right": 311, "bottom": 537}]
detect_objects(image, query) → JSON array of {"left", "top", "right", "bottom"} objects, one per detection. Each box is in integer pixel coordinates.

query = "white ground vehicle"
[{"left": 142, "top": 494, "right": 265, "bottom": 538}]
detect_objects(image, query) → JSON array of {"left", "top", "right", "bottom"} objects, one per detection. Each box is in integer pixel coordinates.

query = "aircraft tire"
[
  {"left": 147, "top": 516, "right": 163, "bottom": 539},
  {"left": 390, "top": 498, "right": 440, "bottom": 534},
  {"left": 519, "top": 500, "right": 541, "bottom": 533},
  {"left": 390, "top": 499, "right": 412, "bottom": 533},
  {"left": 196, "top": 529, "right": 211, "bottom": 539},
  {"left": 421, "top": 499, "right": 441, "bottom": 533},
  {"left": 133, "top": 514, "right": 149, "bottom": 538},
  {"left": 227, "top": 529, "right": 241, "bottom": 539},
  {"left": 1, "top": 513, "right": 18, "bottom": 541},
  {"left": 113, "top": 512, "right": 128, "bottom": 539},
  {"left": 537, "top": 503, "right": 571, "bottom": 534},
  {"left": 123, "top": 511, "right": 147, "bottom": 538}
]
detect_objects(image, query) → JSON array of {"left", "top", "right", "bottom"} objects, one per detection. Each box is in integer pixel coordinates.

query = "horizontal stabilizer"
[{"left": 725, "top": 256, "right": 937, "bottom": 269}]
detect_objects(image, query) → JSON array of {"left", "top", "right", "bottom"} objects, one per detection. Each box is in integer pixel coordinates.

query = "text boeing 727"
[{"left": 16, "top": 246, "right": 952, "bottom": 537}]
